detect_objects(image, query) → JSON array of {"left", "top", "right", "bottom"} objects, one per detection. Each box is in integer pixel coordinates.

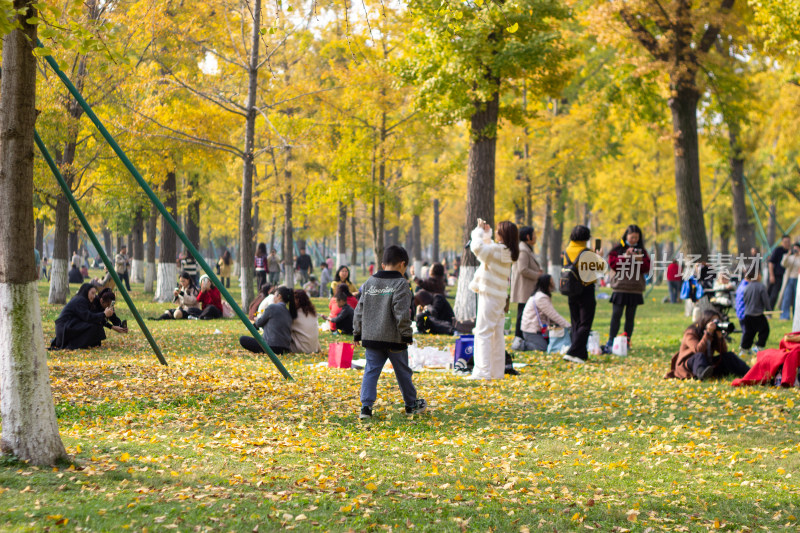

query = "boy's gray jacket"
[{"left": 353, "top": 270, "right": 413, "bottom": 349}]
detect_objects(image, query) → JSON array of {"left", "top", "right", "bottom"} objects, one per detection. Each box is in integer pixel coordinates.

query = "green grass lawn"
[{"left": 1, "top": 275, "right": 799, "bottom": 532}]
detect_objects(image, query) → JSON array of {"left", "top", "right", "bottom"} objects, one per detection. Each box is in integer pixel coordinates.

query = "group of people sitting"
[
  {"left": 239, "top": 285, "right": 321, "bottom": 355},
  {"left": 151, "top": 272, "right": 225, "bottom": 320},
  {"left": 50, "top": 284, "right": 128, "bottom": 350}
]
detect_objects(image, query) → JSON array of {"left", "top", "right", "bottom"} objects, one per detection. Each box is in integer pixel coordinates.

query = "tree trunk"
[
  {"left": 669, "top": 88, "right": 709, "bottom": 260},
  {"left": 145, "top": 205, "right": 157, "bottom": 293},
  {"left": 155, "top": 171, "right": 178, "bottom": 302},
  {"left": 371, "top": 125, "right": 386, "bottom": 265},
  {"left": 412, "top": 213, "right": 422, "bottom": 277},
  {"left": 337, "top": 201, "right": 347, "bottom": 268},
  {"left": 728, "top": 127, "right": 755, "bottom": 255},
  {"left": 430, "top": 199, "right": 440, "bottom": 264},
  {"left": 68, "top": 230, "right": 79, "bottom": 260},
  {"left": 541, "top": 190, "right": 552, "bottom": 271},
  {"left": 48, "top": 196, "right": 69, "bottom": 304},
  {"left": 185, "top": 176, "right": 201, "bottom": 252},
  {"left": 269, "top": 215, "right": 276, "bottom": 252},
  {"left": 130, "top": 211, "right": 145, "bottom": 283},
  {"left": 454, "top": 89, "right": 499, "bottom": 321},
  {"left": 283, "top": 188, "right": 295, "bottom": 288},
  {"left": 548, "top": 183, "right": 565, "bottom": 278},
  {"left": 102, "top": 227, "right": 111, "bottom": 257},
  {"left": 0, "top": 3, "right": 67, "bottom": 465},
  {"left": 35, "top": 218, "right": 44, "bottom": 258},
  {"left": 350, "top": 208, "right": 358, "bottom": 271},
  {"left": 238, "top": 0, "right": 261, "bottom": 309}
]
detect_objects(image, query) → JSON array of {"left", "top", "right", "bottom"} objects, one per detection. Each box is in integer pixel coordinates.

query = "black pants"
[
  {"left": 256, "top": 270, "right": 267, "bottom": 290},
  {"left": 514, "top": 302, "right": 526, "bottom": 338},
  {"left": 119, "top": 270, "right": 131, "bottom": 290},
  {"left": 239, "top": 336, "right": 288, "bottom": 355},
  {"left": 220, "top": 277, "right": 230, "bottom": 289},
  {"left": 740, "top": 314, "right": 769, "bottom": 350},
  {"left": 567, "top": 285, "right": 596, "bottom": 361},
  {"left": 416, "top": 312, "right": 454, "bottom": 335},
  {"left": 607, "top": 303, "right": 638, "bottom": 346},
  {"left": 687, "top": 351, "right": 750, "bottom": 379},
  {"left": 768, "top": 277, "right": 783, "bottom": 310},
  {"left": 199, "top": 305, "right": 222, "bottom": 320}
]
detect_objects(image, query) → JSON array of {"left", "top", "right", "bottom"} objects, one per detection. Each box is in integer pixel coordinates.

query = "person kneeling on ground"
[
  {"left": 322, "top": 291, "right": 354, "bottom": 335},
  {"left": 239, "top": 286, "right": 296, "bottom": 355},
  {"left": 91, "top": 288, "right": 129, "bottom": 334},
  {"left": 152, "top": 272, "right": 200, "bottom": 320},
  {"left": 194, "top": 275, "right": 223, "bottom": 319},
  {"left": 291, "top": 289, "right": 321, "bottom": 353},
  {"left": 50, "top": 283, "right": 115, "bottom": 350},
  {"left": 665, "top": 310, "right": 750, "bottom": 381},
  {"left": 520, "top": 274, "right": 570, "bottom": 352},
  {"left": 414, "top": 289, "right": 455, "bottom": 334}
]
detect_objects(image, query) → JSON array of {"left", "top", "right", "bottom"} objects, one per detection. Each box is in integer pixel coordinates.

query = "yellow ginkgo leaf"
[
  {"left": 506, "top": 22, "right": 519, "bottom": 33},
  {"left": 366, "top": 482, "right": 378, "bottom": 491},
  {"left": 787, "top": 399, "right": 794, "bottom": 408},
  {"left": 118, "top": 452, "right": 130, "bottom": 462}
]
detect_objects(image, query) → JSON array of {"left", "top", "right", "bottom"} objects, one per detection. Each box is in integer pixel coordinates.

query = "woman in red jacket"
[{"left": 195, "top": 275, "right": 223, "bottom": 320}]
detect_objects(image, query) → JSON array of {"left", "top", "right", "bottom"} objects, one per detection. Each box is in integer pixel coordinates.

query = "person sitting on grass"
[
  {"left": 665, "top": 310, "right": 750, "bottom": 381},
  {"left": 326, "top": 284, "right": 358, "bottom": 331},
  {"left": 520, "top": 274, "right": 570, "bottom": 352},
  {"left": 414, "top": 263, "right": 447, "bottom": 295},
  {"left": 239, "top": 286, "right": 296, "bottom": 355},
  {"left": 414, "top": 289, "right": 455, "bottom": 335},
  {"left": 152, "top": 272, "right": 200, "bottom": 320},
  {"left": 322, "top": 291, "right": 354, "bottom": 335},
  {"left": 49, "top": 283, "right": 115, "bottom": 350},
  {"left": 91, "top": 288, "right": 128, "bottom": 334},
  {"left": 194, "top": 275, "right": 223, "bottom": 320},
  {"left": 68, "top": 261, "right": 84, "bottom": 284},
  {"left": 354, "top": 245, "right": 426, "bottom": 420},
  {"left": 91, "top": 266, "right": 115, "bottom": 291},
  {"left": 291, "top": 289, "right": 321, "bottom": 353},
  {"left": 303, "top": 275, "right": 319, "bottom": 298},
  {"left": 248, "top": 283, "right": 271, "bottom": 321},
  {"left": 330, "top": 265, "right": 358, "bottom": 297}
]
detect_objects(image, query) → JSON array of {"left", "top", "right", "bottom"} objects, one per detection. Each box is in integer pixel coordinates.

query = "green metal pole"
[
  {"left": 38, "top": 43, "right": 293, "bottom": 380},
  {"left": 34, "top": 130, "right": 168, "bottom": 366}
]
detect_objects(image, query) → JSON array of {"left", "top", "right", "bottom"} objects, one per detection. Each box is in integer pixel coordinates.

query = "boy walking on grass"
[{"left": 354, "top": 245, "right": 426, "bottom": 420}]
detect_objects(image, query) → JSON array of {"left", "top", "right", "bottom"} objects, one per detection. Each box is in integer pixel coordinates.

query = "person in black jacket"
[
  {"left": 50, "top": 283, "right": 114, "bottom": 350},
  {"left": 414, "top": 289, "right": 455, "bottom": 334},
  {"left": 91, "top": 288, "right": 128, "bottom": 334},
  {"left": 68, "top": 262, "right": 84, "bottom": 284},
  {"left": 322, "top": 293, "right": 354, "bottom": 335}
]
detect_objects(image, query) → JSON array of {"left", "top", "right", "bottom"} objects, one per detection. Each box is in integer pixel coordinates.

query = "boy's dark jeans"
[
  {"left": 741, "top": 314, "right": 769, "bottom": 350},
  {"left": 687, "top": 351, "right": 750, "bottom": 379},
  {"left": 360, "top": 347, "right": 417, "bottom": 408}
]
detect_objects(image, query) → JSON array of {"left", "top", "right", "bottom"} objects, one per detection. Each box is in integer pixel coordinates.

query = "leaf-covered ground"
[{"left": 1, "top": 278, "right": 799, "bottom": 532}]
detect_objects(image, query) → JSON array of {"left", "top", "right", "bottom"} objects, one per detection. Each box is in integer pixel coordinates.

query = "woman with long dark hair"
[
  {"left": 330, "top": 265, "right": 358, "bottom": 296},
  {"left": 666, "top": 310, "right": 750, "bottom": 380},
  {"left": 467, "top": 219, "right": 519, "bottom": 380},
  {"left": 50, "top": 283, "right": 114, "bottom": 350},
  {"left": 218, "top": 249, "right": 233, "bottom": 289},
  {"left": 240, "top": 286, "right": 296, "bottom": 354},
  {"left": 291, "top": 289, "right": 321, "bottom": 353},
  {"left": 152, "top": 272, "right": 200, "bottom": 320},
  {"left": 603, "top": 224, "right": 650, "bottom": 353},
  {"left": 255, "top": 243, "right": 268, "bottom": 290}
]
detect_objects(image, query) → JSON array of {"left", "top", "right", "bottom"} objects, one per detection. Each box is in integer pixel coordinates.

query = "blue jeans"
[
  {"left": 360, "top": 347, "right": 417, "bottom": 408},
  {"left": 781, "top": 277, "right": 797, "bottom": 320}
]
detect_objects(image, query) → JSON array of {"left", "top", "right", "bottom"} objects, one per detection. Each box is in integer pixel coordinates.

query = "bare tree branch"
[
  {"left": 698, "top": 0, "right": 736, "bottom": 54},
  {"left": 619, "top": 9, "right": 670, "bottom": 62}
]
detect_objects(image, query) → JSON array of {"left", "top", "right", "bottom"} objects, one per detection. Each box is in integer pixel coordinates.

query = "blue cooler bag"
[{"left": 454, "top": 335, "right": 474, "bottom": 372}]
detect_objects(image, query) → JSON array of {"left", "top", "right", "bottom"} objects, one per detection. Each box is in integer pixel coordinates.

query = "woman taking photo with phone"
[{"left": 467, "top": 218, "right": 519, "bottom": 380}]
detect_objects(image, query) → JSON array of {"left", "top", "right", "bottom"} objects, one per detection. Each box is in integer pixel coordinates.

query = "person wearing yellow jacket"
[
  {"left": 467, "top": 219, "right": 520, "bottom": 380},
  {"left": 562, "top": 225, "right": 598, "bottom": 364}
]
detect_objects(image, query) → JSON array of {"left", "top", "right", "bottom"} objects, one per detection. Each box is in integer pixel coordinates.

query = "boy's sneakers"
[
  {"left": 562, "top": 354, "right": 586, "bottom": 364},
  {"left": 359, "top": 406, "right": 373, "bottom": 420},
  {"left": 405, "top": 399, "right": 427, "bottom": 415}
]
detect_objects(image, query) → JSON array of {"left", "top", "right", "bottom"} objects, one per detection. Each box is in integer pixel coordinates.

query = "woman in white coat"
[{"left": 467, "top": 219, "right": 519, "bottom": 380}]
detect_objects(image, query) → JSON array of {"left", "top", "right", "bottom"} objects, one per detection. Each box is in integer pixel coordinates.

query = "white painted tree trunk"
[
  {"left": 793, "top": 284, "right": 800, "bottom": 332},
  {"left": 130, "top": 259, "right": 144, "bottom": 283},
  {"left": 413, "top": 259, "right": 423, "bottom": 280},
  {"left": 284, "top": 267, "right": 295, "bottom": 288},
  {"left": 47, "top": 258, "right": 69, "bottom": 304},
  {"left": 453, "top": 265, "right": 478, "bottom": 322},
  {"left": 336, "top": 253, "right": 347, "bottom": 269},
  {"left": 154, "top": 262, "right": 178, "bottom": 303},
  {"left": 0, "top": 282, "right": 67, "bottom": 465},
  {"left": 144, "top": 262, "right": 156, "bottom": 293}
]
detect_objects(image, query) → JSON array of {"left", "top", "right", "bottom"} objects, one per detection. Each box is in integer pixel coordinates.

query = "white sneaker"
[
  {"left": 562, "top": 354, "right": 586, "bottom": 364},
  {"left": 510, "top": 337, "right": 525, "bottom": 351},
  {"left": 465, "top": 374, "right": 488, "bottom": 380}
]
